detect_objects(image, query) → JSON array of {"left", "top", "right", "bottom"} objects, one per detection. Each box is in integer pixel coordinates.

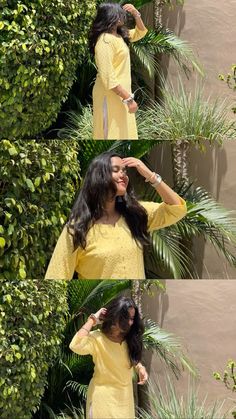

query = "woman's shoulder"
[
  {"left": 96, "top": 32, "right": 120, "bottom": 46},
  {"left": 89, "top": 329, "right": 103, "bottom": 339}
]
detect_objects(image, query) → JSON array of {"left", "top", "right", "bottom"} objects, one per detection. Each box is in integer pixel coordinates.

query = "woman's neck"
[
  {"left": 94, "top": 199, "right": 120, "bottom": 225},
  {"left": 110, "top": 25, "right": 119, "bottom": 36},
  {"left": 104, "top": 199, "right": 116, "bottom": 216}
]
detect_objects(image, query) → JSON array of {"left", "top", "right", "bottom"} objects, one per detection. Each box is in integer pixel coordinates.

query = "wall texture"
[
  {"left": 151, "top": 0, "right": 236, "bottom": 278},
  {"left": 143, "top": 280, "right": 236, "bottom": 411}
]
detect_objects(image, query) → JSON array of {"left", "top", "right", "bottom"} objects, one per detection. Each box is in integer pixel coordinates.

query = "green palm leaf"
[
  {"left": 77, "top": 139, "right": 161, "bottom": 175},
  {"left": 131, "top": 28, "right": 203, "bottom": 79},
  {"left": 145, "top": 228, "right": 196, "bottom": 279},
  {"left": 63, "top": 381, "right": 88, "bottom": 400},
  {"left": 68, "top": 279, "right": 131, "bottom": 314},
  {"left": 78, "top": 139, "right": 116, "bottom": 175},
  {"left": 177, "top": 186, "right": 236, "bottom": 266},
  {"left": 119, "top": 0, "right": 184, "bottom": 9},
  {"left": 65, "top": 280, "right": 132, "bottom": 337}
]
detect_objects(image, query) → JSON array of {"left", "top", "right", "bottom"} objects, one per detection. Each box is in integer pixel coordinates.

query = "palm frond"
[
  {"left": 121, "top": 0, "right": 184, "bottom": 8},
  {"left": 68, "top": 279, "right": 131, "bottom": 315},
  {"left": 77, "top": 139, "right": 161, "bottom": 175},
  {"left": 64, "top": 280, "right": 132, "bottom": 339},
  {"left": 107, "top": 139, "right": 161, "bottom": 158},
  {"left": 131, "top": 28, "right": 203, "bottom": 79},
  {"left": 145, "top": 228, "right": 196, "bottom": 279},
  {"left": 125, "top": 0, "right": 154, "bottom": 8},
  {"left": 78, "top": 139, "right": 116, "bottom": 175},
  {"left": 143, "top": 319, "right": 197, "bottom": 378},
  {"left": 177, "top": 186, "right": 236, "bottom": 266},
  {"left": 63, "top": 381, "right": 88, "bottom": 400}
]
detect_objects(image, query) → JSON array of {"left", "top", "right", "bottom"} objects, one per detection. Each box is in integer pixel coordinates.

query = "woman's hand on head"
[
  {"left": 122, "top": 157, "right": 153, "bottom": 180},
  {"left": 137, "top": 366, "right": 148, "bottom": 385},
  {"left": 94, "top": 307, "right": 107, "bottom": 323},
  {"left": 122, "top": 4, "right": 139, "bottom": 17}
]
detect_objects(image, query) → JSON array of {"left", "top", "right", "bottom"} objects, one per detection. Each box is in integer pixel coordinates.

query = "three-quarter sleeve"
[
  {"left": 45, "top": 226, "right": 77, "bottom": 280},
  {"left": 129, "top": 26, "right": 148, "bottom": 43},
  {"left": 95, "top": 34, "right": 119, "bottom": 90},
  {"left": 69, "top": 332, "right": 96, "bottom": 356},
  {"left": 140, "top": 197, "right": 187, "bottom": 232}
]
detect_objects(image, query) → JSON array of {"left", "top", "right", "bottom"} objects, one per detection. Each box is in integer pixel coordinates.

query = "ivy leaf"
[
  {"left": 0, "top": 237, "right": 6, "bottom": 248},
  {"left": 25, "top": 178, "right": 35, "bottom": 192}
]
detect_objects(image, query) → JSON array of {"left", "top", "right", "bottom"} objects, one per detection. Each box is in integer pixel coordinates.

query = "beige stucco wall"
[
  {"left": 143, "top": 280, "right": 236, "bottom": 412},
  {"left": 149, "top": 0, "right": 236, "bottom": 278}
]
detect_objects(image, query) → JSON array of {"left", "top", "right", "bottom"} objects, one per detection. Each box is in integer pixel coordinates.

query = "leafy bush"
[
  {"left": 0, "top": 139, "right": 80, "bottom": 279},
  {"left": 0, "top": 278, "right": 68, "bottom": 419},
  {"left": 0, "top": 0, "right": 96, "bottom": 139}
]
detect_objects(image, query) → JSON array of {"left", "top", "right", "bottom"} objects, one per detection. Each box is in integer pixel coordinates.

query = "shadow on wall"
[
  {"left": 138, "top": 282, "right": 168, "bottom": 412},
  {"left": 159, "top": 3, "right": 185, "bottom": 82},
  {"left": 142, "top": 281, "right": 169, "bottom": 370},
  {"left": 189, "top": 143, "right": 228, "bottom": 278}
]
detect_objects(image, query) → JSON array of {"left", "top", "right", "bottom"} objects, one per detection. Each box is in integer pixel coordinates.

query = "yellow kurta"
[
  {"left": 45, "top": 198, "right": 187, "bottom": 280},
  {"left": 93, "top": 26, "right": 148, "bottom": 140},
  {"left": 69, "top": 330, "right": 135, "bottom": 419}
]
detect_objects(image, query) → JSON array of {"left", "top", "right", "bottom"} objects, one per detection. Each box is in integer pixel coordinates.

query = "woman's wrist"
[
  {"left": 145, "top": 171, "right": 162, "bottom": 187},
  {"left": 122, "top": 94, "right": 134, "bottom": 104},
  {"left": 145, "top": 171, "right": 156, "bottom": 183},
  {"left": 80, "top": 317, "right": 94, "bottom": 333},
  {"left": 132, "top": 9, "right": 141, "bottom": 19},
  {"left": 135, "top": 362, "right": 144, "bottom": 372},
  {"left": 133, "top": 10, "right": 141, "bottom": 19},
  {"left": 88, "top": 313, "right": 99, "bottom": 326}
]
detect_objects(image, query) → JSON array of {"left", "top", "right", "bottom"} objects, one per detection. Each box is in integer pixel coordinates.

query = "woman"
[
  {"left": 69, "top": 295, "right": 148, "bottom": 419},
  {"left": 45, "top": 151, "right": 187, "bottom": 280},
  {"left": 89, "top": 3, "right": 148, "bottom": 139}
]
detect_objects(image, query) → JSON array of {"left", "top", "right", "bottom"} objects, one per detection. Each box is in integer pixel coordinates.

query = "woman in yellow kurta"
[
  {"left": 45, "top": 151, "right": 187, "bottom": 280},
  {"left": 89, "top": 3, "right": 147, "bottom": 139},
  {"left": 69, "top": 295, "right": 148, "bottom": 419}
]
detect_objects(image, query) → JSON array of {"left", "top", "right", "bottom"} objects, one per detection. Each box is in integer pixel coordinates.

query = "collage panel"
[
  {"left": 1, "top": 139, "right": 236, "bottom": 281},
  {"left": 1, "top": 278, "right": 236, "bottom": 418}
]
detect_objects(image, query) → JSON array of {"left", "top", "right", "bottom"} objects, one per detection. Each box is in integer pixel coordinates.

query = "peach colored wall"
[
  {"left": 143, "top": 280, "right": 236, "bottom": 411},
  {"left": 153, "top": 0, "right": 236, "bottom": 278}
]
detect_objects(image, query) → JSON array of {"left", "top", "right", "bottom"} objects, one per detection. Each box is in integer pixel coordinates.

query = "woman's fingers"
[
  {"left": 123, "top": 4, "right": 137, "bottom": 15},
  {"left": 122, "top": 158, "right": 154, "bottom": 180},
  {"left": 122, "top": 157, "right": 140, "bottom": 166},
  {"left": 138, "top": 368, "right": 148, "bottom": 385},
  {"left": 95, "top": 307, "right": 107, "bottom": 317}
]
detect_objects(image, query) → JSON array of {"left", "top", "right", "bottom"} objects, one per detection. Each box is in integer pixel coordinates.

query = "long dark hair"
[
  {"left": 89, "top": 2, "right": 130, "bottom": 55},
  {"left": 101, "top": 296, "right": 144, "bottom": 365},
  {"left": 67, "top": 151, "right": 150, "bottom": 250}
]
